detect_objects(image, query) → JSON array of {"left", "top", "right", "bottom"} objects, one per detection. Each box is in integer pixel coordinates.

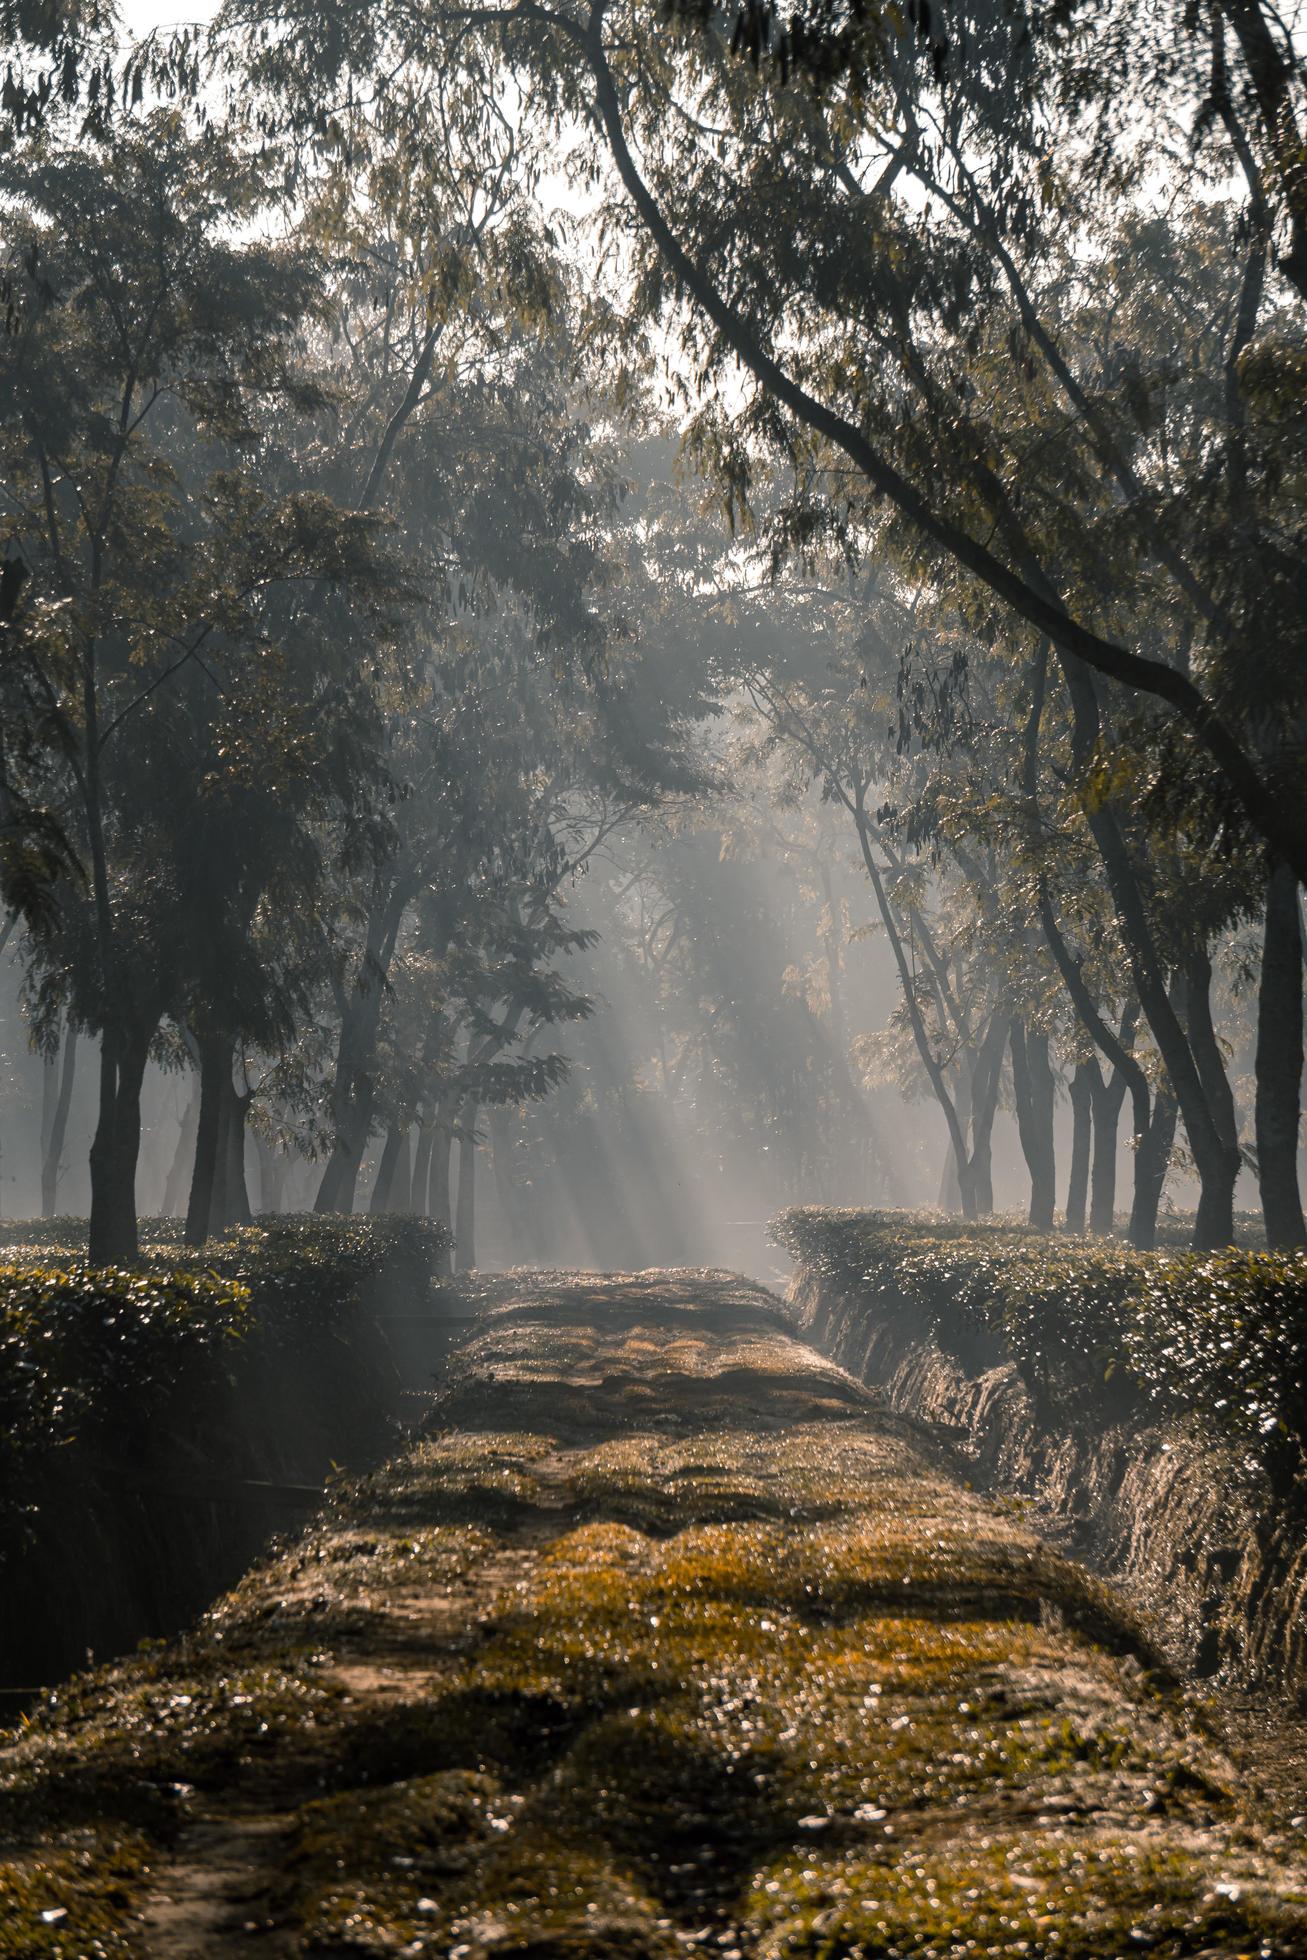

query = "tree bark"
[
  {"left": 252, "top": 1127, "right": 286, "bottom": 1216},
  {"left": 1255, "top": 856, "right": 1306, "bottom": 1247},
  {"left": 369, "top": 1122, "right": 407, "bottom": 1215},
  {"left": 315, "top": 875, "right": 413, "bottom": 1214},
  {"left": 40, "top": 1022, "right": 77, "bottom": 1218},
  {"left": 222, "top": 1077, "right": 253, "bottom": 1231},
  {"left": 429, "top": 1124, "right": 453, "bottom": 1274},
  {"left": 1220, "top": 0, "right": 1307, "bottom": 304},
  {"left": 1055, "top": 653, "right": 1240, "bottom": 1251},
  {"left": 1065, "top": 1062, "right": 1092, "bottom": 1232},
  {"left": 410, "top": 1118, "right": 435, "bottom": 1217},
  {"left": 185, "top": 1032, "right": 228, "bottom": 1247},
  {"left": 162, "top": 1081, "right": 199, "bottom": 1219},
  {"left": 1087, "top": 1057, "right": 1129, "bottom": 1236},
  {"left": 1010, "top": 1022, "right": 1057, "bottom": 1231},
  {"left": 1132, "top": 1089, "right": 1178, "bottom": 1251},
  {"left": 455, "top": 1108, "right": 479, "bottom": 1273},
  {"left": 1180, "top": 950, "right": 1242, "bottom": 1249},
  {"left": 87, "top": 1021, "right": 153, "bottom": 1266},
  {"left": 966, "top": 1012, "right": 1008, "bottom": 1217}
]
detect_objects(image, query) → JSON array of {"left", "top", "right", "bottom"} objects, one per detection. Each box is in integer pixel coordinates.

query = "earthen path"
[{"left": 3, "top": 1270, "right": 1307, "bottom": 1956}]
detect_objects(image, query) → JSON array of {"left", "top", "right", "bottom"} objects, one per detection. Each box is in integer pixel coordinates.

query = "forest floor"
[{"left": 4, "top": 1270, "right": 1307, "bottom": 1957}]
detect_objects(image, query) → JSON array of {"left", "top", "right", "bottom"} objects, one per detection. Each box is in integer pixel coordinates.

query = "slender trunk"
[
  {"left": 41, "top": 1022, "right": 77, "bottom": 1217},
  {"left": 1087, "top": 1060, "right": 1128, "bottom": 1236},
  {"left": 222, "top": 1080, "right": 253, "bottom": 1231},
  {"left": 1255, "top": 857, "right": 1306, "bottom": 1247},
  {"left": 967, "top": 1014, "right": 1008, "bottom": 1217},
  {"left": 252, "top": 1127, "right": 286, "bottom": 1216},
  {"left": 429, "top": 1124, "right": 453, "bottom": 1274},
  {"left": 185, "top": 1033, "right": 227, "bottom": 1247},
  {"left": 411, "top": 1120, "right": 435, "bottom": 1216},
  {"left": 1027, "top": 1030, "right": 1057, "bottom": 1232},
  {"left": 1010, "top": 1023, "right": 1056, "bottom": 1231},
  {"left": 455, "top": 1109, "right": 479, "bottom": 1273},
  {"left": 162, "top": 1082, "right": 199, "bottom": 1218},
  {"left": 851, "top": 794, "right": 974, "bottom": 1204},
  {"left": 937, "top": 1130, "right": 962, "bottom": 1212},
  {"left": 315, "top": 876, "right": 413, "bottom": 1214},
  {"left": 88, "top": 1035, "right": 119, "bottom": 1260},
  {"left": 1181, "top": 950, "right": 1242, "bottom": 1249},
  {"left": 1132, "top": 1089, "right": 1178, "bottom": 1251},
  {"left": 87, "top": 1021, "right": 152, "bottom": 1265},
  {"left": 1037, "top": 887, "right": 1144, "bottom": 1241},
  {"left": 40, "top": 1047, "right": 56, "bottom": 1179},
  {"left": 369, "top": 1122, "right": 406, "bottom": 1215},
  {"left": 1056, "top": 654, "right": 1240, "bottom": 1249},
  {"left": 1066, "top": 1062, "right": 1092, "bottom": 1232},
  {"left": 938, "top": 1065, "right": 970, "bottom": 1212},
  {"left": 210, "top": 1066, "right": 233, "bottom": 1234},
  {"left": 318, "top": 1101, "right": 372, "bottom": 1214}
]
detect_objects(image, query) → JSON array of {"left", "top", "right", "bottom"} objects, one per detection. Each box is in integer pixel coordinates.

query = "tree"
[
  {"left": 0, "top": 110, "right": 402, "bottom": 1260},
  {"left": 234, "top": 0, "right": 1307, "bottom": 883}
]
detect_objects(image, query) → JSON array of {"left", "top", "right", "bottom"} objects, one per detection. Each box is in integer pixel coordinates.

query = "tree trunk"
[
  {"left": 455, "top": 1109, "right": 479, "bottom": 1273},
  {"left": 967, "top": 1013, "right": 1008, "bottom": 1217},
  {"left": 1180, "top": 952, "right": 1242, "bottom": 1250},
  {"left": 1056, "top": 655, "right": 1241, "bottom": 1252},
  {"left": 1065, "top": 1062, "right": 1092, "bottom": 1232},
  {"left": 369, "top": 1122, "right": 407, "bottom": 1215},
  {"left": 410, "top": 1119, "right": 435, "bottom": 1216},
  {"left": 315, "top": 876, "right": 413, "bottom": 1214},
  {"left": 222, "top": 1079, "right": 253, "bottom": 1230},
  {"left": 87, "top": 1022, "right": 153, "bottom": 1266},
  {"left": 185, "top": 1033, "right": 228, "bottom": 1247},
  {"left": 1010, "top": 1022, "right": 1057, "bottom": 1231},
  {"left": 40, "top": 1047, "right": 56, "bottom": 1198},
  {"left": 1087, "top": 1060, "right": 1128, "bottom": 1236},
  {"left": 315, "top": 1096, "right": 374, "bottom": 1214},
  {"left": 937, "top": 1134, "right": 962, "bottom": 1212},
  {"left": 252, "top": 1127, "right": 286, "bottom": 1216},
  {"left": 162, "top": 1081, "right": 199, "bottom": 1218},
  {"left": 429, "top": 1125, "right": 453, "bottom": 1274},
  {"left": 1255, "top": 857, "right": 1306, "bottom": 1247},
  {"left": 944, "top": 1064, "right": 972, "bottom": 1213},
  {"left": 850, "top": 797, "right": 977, "bottom": 1212},
  {"left": 1027, "top": 1031, "right": 1057, "bottom": 1231},
  {"left": 1131, "top": 1089, "right": 1178, "bottom": 1251},
  {"left": 41, "top": 1022, "right": 77, "bottom": 1217}
]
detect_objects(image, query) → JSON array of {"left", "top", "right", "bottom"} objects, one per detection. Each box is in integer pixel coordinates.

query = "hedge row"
[
  {"left": 773, "top": 1208, "right": 1307, "bottom": 1495},
  {"left": 0, "top": 1213, "right": 449, "bottom": 1568}
]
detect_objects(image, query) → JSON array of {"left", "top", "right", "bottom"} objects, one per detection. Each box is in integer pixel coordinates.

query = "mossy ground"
[{"left": 2, "top": 1268, "right": 1306, "bottom": 1956}]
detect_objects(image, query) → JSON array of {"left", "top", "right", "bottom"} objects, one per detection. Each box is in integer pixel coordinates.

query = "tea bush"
[
  {"left": 0, "top": 1264, "right": 251, "bottom": 1545},
  {"left": 773, "top": 1209, "right": 1307, "bottom": 1492},
  {"left": 0, "top": 1212, "right": 453, "bottom": 1681}
]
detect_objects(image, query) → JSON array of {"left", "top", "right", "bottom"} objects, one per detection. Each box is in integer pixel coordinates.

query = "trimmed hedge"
[
  {"left": 0, "top": 1214, "right": 449, "bottom": 1542},
  {"left": 0, "top": 1214, "right": 451, "bottom": 1686},
  {"left": 0, "top": 1265, "right": 250, "bottom": 1546},
  {"left": 773, "top": 1208, "right": 1307, "bottom": 1495}
]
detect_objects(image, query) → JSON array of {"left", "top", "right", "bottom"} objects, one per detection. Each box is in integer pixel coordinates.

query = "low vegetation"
[
  {"left": 0, "top": 1215, "right": 448, "bottom": 1688},
  {"left": 774, "top": 1209, "right": 1307, "bottom": 1495}
]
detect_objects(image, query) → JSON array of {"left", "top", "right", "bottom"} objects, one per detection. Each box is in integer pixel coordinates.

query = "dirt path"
[{"left": 4, "top": 1268, "right": 1307, "bottom": 1957}]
